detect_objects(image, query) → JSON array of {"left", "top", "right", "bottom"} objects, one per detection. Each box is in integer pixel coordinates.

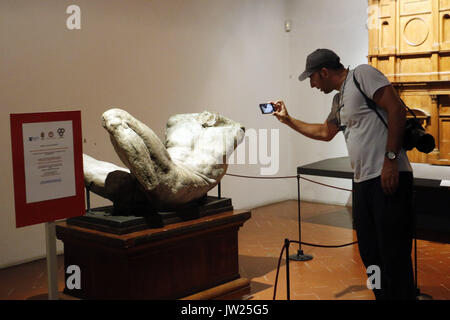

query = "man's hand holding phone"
[{"left": 270, "top": 100, "right": 291, "bottom": 124}]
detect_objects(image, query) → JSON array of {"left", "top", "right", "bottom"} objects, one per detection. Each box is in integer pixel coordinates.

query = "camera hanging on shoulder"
[
  {"left": 353, "top": 74, "right": 435, "bottom": 154},
  {"left": 401, "top": 102, "right": 435, "bottom": 153}
]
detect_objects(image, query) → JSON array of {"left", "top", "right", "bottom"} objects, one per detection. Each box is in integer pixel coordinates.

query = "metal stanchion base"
[{"left": 289, "top": 249, "right": 313, "bottom": 261}]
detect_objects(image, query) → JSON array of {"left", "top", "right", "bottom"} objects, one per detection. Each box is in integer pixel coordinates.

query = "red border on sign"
[{"left": 10, "top": 111, "right": 85, "bottom": 228}]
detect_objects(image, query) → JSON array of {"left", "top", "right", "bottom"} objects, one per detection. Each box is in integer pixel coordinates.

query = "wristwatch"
[{"left": 385, "top": 151, "right": 398, "bottom": 160}]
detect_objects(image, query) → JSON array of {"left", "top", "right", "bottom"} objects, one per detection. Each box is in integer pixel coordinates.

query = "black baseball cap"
[{"left": 298, "top": 49, "right": 341, "bottom": 81}]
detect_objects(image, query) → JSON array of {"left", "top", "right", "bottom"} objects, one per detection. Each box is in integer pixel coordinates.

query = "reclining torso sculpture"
[{"left": 83, "top": 109, "right": 245, "bottom": 214}]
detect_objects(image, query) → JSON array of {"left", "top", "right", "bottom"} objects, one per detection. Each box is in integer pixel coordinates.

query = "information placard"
[{"left": 10, "top": 111, "right": 85, "bottom": 227}]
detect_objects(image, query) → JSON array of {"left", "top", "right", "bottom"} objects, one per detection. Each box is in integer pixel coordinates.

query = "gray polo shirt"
[{"left": 326, "top": 64, "right": 412, "bottom": 183}]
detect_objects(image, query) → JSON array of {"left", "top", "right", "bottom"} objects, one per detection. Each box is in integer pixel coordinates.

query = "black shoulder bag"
[{"left": 352, "top": 73, "right": 435, "bottom": 154}]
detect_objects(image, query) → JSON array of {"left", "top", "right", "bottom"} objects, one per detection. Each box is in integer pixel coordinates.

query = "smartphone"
[{"left": 259, "top": 103, "right": 275, "bottom": 114}]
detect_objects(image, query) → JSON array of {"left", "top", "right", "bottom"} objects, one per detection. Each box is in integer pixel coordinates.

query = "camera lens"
[{"left": 416, "top": 133, "right": 435, "bottom": 153}]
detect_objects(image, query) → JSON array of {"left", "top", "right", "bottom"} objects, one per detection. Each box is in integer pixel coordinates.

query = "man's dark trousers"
[{"left": 353, "top": 171, "right": 415, "bottom": 300}]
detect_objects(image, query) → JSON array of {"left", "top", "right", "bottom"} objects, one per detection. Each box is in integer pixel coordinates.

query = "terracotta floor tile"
[{"left": 239, "top": 200, "right": 449, "bottom": 301}]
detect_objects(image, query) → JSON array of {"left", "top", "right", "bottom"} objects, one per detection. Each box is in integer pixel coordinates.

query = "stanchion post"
[
  {"left": 45, "top": 221, "right": 59, "bottom": 300},
  {"left": 285, "top": 239, "right": 290, "bottom": 301},
  {"left": 411, "top": 188, "right": 432, "bottom": 300},
  {"left": 413, "top": 189, "right": 418, "bottom": 295},
  {"left": 297, "top": 175, "right": 301, "bottom": 251},
  {"left": 352, "top": 179, "right": 356, "bottom": 228},
  {"left": 290, "top": 174, "right": 313, "bottom": 261},
  {"left": 86, "top": 185, "right": 91, "bottom": 213}
]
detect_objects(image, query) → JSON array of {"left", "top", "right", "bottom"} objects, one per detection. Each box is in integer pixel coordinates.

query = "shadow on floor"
[
  {"left": 239, "top": 255, "right": 284, "bottom": 280},
  {"left": 249, "top": 281, "right": 273, "bottom": 297},
  {"left": 302, "top": 207, "right": 354, "bottom": 230},
  {"left": 301, "top": 207, "right": 449, "bottom": 244}
]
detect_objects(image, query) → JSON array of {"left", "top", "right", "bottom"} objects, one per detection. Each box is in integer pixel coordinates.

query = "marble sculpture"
[{"left": 83, "top": 108, "right": 245, "bottom": 213}]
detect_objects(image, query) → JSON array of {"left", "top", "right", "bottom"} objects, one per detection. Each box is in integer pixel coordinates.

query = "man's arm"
[
  {"left": 372, "top": 85, "right": 406, "bottom": 195},
  {"left": 284, "top": 118, "right": 339, "bottom": 141},
  {"left": 271, "top": 100, "right": 339, "bottom": 141}
]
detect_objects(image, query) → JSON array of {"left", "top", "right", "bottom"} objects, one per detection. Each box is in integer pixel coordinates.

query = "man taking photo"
[{"left": 272, "top": 48, "right": 415, "bottom": 300}]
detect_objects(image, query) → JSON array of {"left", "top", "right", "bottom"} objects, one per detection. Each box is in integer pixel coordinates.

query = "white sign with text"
[{"left": 22, "top": 120, "right": 76, "bottom": 203}]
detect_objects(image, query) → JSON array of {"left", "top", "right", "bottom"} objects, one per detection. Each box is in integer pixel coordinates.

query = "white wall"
[
  {"left": 0, "top": 0, "right": 368, "bottom": 268},
  {"left": 286, "top": 0, "right": 369, "bottom": 206}
]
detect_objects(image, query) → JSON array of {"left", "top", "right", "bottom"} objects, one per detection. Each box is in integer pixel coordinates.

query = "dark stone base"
[{"left": 67, "top": 196, "right": 233, "bottom": 234}]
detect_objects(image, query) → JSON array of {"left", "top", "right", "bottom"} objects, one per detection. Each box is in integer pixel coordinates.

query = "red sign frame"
[{"left": 10, "top": 111, "right": 85, "bottom": 228}]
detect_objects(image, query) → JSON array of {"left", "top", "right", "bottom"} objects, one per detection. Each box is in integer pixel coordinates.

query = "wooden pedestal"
[{"left": 56, "top": 210, "right": 251, "bottom": 300}]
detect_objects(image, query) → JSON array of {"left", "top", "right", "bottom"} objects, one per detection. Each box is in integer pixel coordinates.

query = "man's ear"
[{"left": 319, "top": 67, "right": 329, "bottom": 78}]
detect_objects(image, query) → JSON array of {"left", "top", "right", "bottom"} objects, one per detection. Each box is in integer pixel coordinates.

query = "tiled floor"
[
  {"left": 0, "top": 254, "right": 66, "bottom": 300},
  {"left": 0, "top": 200, "right": 448, "bottom": 300},
  {"left": 239, "top": 200, "right": 450, "bottom": 300}
]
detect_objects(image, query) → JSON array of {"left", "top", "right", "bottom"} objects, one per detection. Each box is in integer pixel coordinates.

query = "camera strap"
[
  {"left": 352, "top": 73, "right": 420, "bottom": 124},
  {"left": 352, "top": 73, "right": 388, "bottom": 128},
  {"left": 352, "top": 70, "right": 436, "bottom": 153}
]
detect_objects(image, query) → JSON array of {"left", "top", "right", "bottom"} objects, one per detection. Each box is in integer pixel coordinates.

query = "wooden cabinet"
[{"left": 368, "top": 0, "right": 450, "bottom": 164}]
